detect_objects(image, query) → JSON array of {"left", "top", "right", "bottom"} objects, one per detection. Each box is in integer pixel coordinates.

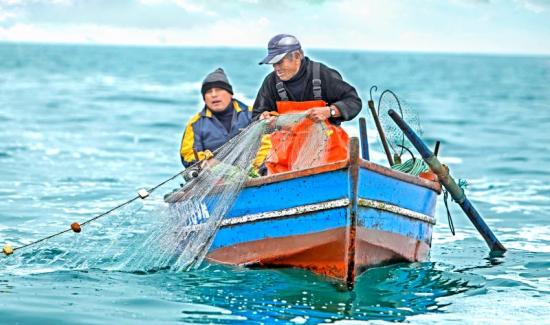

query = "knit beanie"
[{"left": 201, "top": 68, "right": 233, "bottom": 97}]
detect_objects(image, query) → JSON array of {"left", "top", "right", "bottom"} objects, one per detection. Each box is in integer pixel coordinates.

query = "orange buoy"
[
  {"left": 419, "top": 170, "right": 438, "bottom": 182},
  {"left": 71, "top": 222, "right": 81, "bottom": 233},
  {"left": 2, "top": 244, "right": 13, "bottom": 256}
]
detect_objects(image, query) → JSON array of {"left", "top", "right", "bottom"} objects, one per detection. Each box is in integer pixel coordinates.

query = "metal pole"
[
  {"left": 358, "top": 118, "right": 369, "bottom": 161},
  {"left": 368, "top": 100, "right": 394, "bottom": 166}
]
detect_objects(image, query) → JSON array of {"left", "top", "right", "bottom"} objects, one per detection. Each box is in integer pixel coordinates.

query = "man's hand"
[
  {"left": 259, "top": 111, "right": 279, "bottom": 120},
  {"left": 307, "top": 106, "right": 331, "bottom": 122},
  {"left": 307, "top": 105, "right": 340, "bottom": 122},
  {"left": 259, "top": 111, "right": 279, "bottom": 129},
  {"left": 199, "top": 150, "right": 217, "bottom": 169},
  {"left": 200, "top": 158, "right": 219, "bottom": 169}
]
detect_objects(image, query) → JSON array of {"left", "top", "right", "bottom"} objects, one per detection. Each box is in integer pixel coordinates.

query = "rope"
[
  {"left": 391, "top": 158, "right": 429, "bottom": 176},
  {"left": 11, "top": 169, "right": 187, "bottom": 253},
  {"left": 442, "top": 179, "right": 468, "bottom": 236},
  {"left": 392, "top": 156, "right": 460, "bottom": 235},
  {"left": 443, "top": 190, "right": 456, "bottom": 236}
]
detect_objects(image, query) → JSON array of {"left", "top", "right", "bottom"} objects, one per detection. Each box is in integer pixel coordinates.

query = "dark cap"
[
  {"left": 201, "top": 68, "right": 233, "bottom": 97},
  {"left": 259, "top": 34, "right": 301, "bottom": 65}
]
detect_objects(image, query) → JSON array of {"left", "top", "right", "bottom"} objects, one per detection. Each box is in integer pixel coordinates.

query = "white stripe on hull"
[
  {"left": 358, "top": 199, "right": 436, "bottom": 225},
  {"left": 221, "top": 198, "right": 350, "bottom": 227},
  {"left": 219, "top": 197, "right": 436, "bottom": 228}
]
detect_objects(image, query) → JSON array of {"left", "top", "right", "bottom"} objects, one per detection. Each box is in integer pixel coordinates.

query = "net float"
[{"left": 71, "top": 222, "right": 81, "bottom": 233}]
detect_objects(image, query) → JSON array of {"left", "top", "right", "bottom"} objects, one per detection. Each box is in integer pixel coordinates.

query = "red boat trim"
[
  {"left": 167, "top": 158, "right": 440, "bottom": 204},
  {"left": 358, "top": 198, "right": 436, "bottom": 225},
  {"left": 244, "top": 159, "right": 440, "bottom": 193},
  {"left": 164, "top": 161, "right": 349, "bottom": 203},
  {"left": 244, "top": 160, "right": 348, "bottom": 188},
  {"left": 359, "top": 159, "right": 441, "bottom": 193}
]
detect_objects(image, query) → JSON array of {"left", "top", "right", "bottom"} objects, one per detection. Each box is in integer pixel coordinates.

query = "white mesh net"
[{"left": 2, "top": 113, "right": 334, "bottom": 274}]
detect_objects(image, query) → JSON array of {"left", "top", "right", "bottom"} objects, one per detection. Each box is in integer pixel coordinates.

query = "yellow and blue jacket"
[{"left": 180, "top": 99, "right": 257, "bottom": 167}]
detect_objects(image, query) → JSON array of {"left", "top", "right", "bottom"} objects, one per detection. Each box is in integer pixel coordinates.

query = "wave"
[
  {"left": 83, "top": 74, "right": 201, "bottom": 94},
  {"left": 95, "top": 94, "right": 183, "bottom": 105}
]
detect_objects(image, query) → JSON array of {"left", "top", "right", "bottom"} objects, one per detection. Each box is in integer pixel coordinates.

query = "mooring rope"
[
  {"left": 3, "top": 168, "right": 187, "bottom": 256},
  {"left": 442, "top": 179, "right": 469, "bottom": 236}
]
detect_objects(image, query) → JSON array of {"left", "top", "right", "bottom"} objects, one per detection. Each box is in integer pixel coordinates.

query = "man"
[
  {"left": 253, "top": 34, "right": 362, "bottom": 174},
  {"left": 180, "top": 68, "right": 252, "bottom": 168}
]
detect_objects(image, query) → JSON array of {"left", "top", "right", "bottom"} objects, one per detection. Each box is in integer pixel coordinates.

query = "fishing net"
[
  {"left": 368, "top": 89, "right": 428, "bottom": 175},
  {"left": 119, "top": 113, "right": 332, "bottom": 272},
  {"left": 376, "top": 90, "right": 423, "bottom": 163},
  {"left": 119, "top": 119, "right": 269, "bottom": 272},
  {"left": 291, "top": 122, "right": 328, "bottom": 170},
  {"left": 1, "top": 113, "right": 332, "bottom": 274}
]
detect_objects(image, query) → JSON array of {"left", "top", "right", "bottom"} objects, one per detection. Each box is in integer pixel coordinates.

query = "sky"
[{"left": 0, "top": 0, "right": 549, "bottom": 55}]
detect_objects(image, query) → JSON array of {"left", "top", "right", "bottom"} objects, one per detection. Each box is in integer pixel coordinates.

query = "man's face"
[
  {"left": 204, "top": 88, "right": 232, "bottom": 112},
  {"left": 272, "top": 52, "right": 301, "bottom": 81}
]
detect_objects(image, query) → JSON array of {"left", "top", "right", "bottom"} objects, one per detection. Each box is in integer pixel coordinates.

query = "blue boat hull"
[{"left": 198, "top": 141, "right": 440, "bottom": 286}]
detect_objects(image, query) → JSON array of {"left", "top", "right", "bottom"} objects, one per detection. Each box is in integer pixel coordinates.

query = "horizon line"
[{"left": 1, "top": 40, "right": 549, "bottom": 59}]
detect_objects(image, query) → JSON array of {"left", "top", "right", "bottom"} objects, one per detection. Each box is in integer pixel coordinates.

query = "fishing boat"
[{"left": 166, "top": 137, "right": 440, "bottom": 288}]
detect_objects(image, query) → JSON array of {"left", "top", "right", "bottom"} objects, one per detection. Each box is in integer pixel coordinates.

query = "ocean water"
[{"left": 0, "top": 43, "right": 549, "bottom": 324}]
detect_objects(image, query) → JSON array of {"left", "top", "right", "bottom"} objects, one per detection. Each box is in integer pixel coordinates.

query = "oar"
[{"left": 387, "top": 109, "right": 506, "bottom": 252}]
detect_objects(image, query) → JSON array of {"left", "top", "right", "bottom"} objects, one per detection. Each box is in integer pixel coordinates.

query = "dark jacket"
[
  {"left": 252, "top": 57, "right": 362, "bottom": 124},
  {"left": 180, "top": 99, "right": 252, "bottom": 167}
]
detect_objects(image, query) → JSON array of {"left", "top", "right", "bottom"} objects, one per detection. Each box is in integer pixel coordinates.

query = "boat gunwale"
[
  {"left": 166, "top": 157, "right": 440, "bottom": 204},
  {"left": 244, "top": 160, "right": 348, "bottom": 187},
  {"left": 243, "top": 159, "right": 441, "bottom": 193}
]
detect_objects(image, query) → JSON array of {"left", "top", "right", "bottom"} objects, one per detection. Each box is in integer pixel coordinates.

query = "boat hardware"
[
  {"left": 358, "top": 117, "right": 369, "bottom": 161},
  {"left": 434, "top": 140, "right": 441, "bottom": 156}
]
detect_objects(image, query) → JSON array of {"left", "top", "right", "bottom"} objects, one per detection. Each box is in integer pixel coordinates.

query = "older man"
[
  {"left": 253, "top": 34, "right": 362, "bottom": 174},
  {"left": 180, "top": 68, "right": 252, "bottom": 167}
]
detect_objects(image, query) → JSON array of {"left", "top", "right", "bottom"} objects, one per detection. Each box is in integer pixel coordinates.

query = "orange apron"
[{"left": 266, "top": 100, "right": 349, "bottom": 174}]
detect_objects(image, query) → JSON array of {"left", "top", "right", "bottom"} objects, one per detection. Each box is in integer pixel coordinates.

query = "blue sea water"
[{"left": 0, "top": 43, "right": 549, "bottom": 324}]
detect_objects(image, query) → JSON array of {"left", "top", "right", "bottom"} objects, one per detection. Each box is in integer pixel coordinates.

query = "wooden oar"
[{"left": 388, "top": 109, "right": 506, "bottom": 252}]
